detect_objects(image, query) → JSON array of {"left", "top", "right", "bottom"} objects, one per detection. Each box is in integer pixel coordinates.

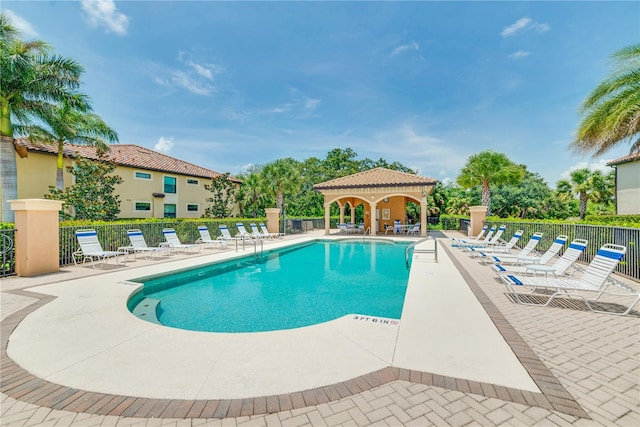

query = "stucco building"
[
  {"left": 7, "top": 139, "right": 241, "bottom": 220},
  {"left": 607, "top": 152, "right": 640, "bottom": 215}
]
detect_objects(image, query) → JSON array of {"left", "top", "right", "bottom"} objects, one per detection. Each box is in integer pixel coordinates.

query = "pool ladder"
[
  {"left": 236, "top": 237, "right": 264, "bottom": 257},
  {"left": 405, "top": 237, "right": 438, "bottom": 269}
]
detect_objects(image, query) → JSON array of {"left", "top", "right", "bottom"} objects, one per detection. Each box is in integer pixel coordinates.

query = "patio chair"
[
  {"left": 219, "top": 224, "right": 242, "bottom": 242},
  {"left": 125, "top": 229, "right": 169, "bottom": 259},
  {"left": 452, "top": 225, "right": 488, "bottom": 243},
  {"left": 393, "top": 220, "right": 402, "bottom": 234},
  {"left": 492, "top": 238, "right": 586, "bottom": 277},
  {"left": 73, "top": 229, "right": 128, "bottom": 269},
  {"left": 196, "top": 226, "right": 226, "bottom": 249},
  {"left": 162, "top": 228, "right": 201, "bottom": 253},
  {"left": 500, "top": 243, "right": 639, "bottom": 315},
  {"left": 452, "top": 226, "right": 496, "bottom": 248},
  {"left": 236, "top": 222, "right": 257, "bottom": 239},
  {"left": 249, "top": 223, "right": 267, "bottom": 239},
  {"left": 473, "top": 232, "right": 543, "bottom": 261},
  {"left": 484, "top": 234, "right": 569, "bottom": 265},
  {"left": 408, "top": 223, "right": 421, "bottom": 236},
  {"left": 259, "top": 223, "right": 282, "bottom": 238},
  {"left": 455, "top": 225, "right": 505, "bottom": 249},
  {"left": 469, "top": 230, "right": 523, "bottom": 256},
  {"left": 337, "top": 223, "right": 349, "bottom": 233}
]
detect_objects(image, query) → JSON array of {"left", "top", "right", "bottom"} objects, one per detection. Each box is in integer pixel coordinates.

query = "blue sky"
[{"left": 5, "top": 1, "right": 640, "bottom": 187}]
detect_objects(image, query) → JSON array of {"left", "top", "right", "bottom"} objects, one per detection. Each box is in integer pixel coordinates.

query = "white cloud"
[
  {"left": 154, "top": 136, "right": 174, "bottom": 153},
  {"left": 81, "top": 0, "right": 129, "bottom": 36},
  {"left": 304, "top": 98, "right": 321, "bottom": 112},
  {"left": 508, "top": 50, "right": 531, "bottom": 59},
  {"left": 4, "top": 10, "right": 38, "bottom": 37},
  {"left": 559, "top": 158, "right": 613, "bottom": 181},
  {"left": 501, "top": 17, "right": 549, "bottom": 38},
  {"left": 390, "top": 42, "right": 419, "bottom": 57},
  {"left": 171, "top": 70, "right": 214, "bottom": 95}
]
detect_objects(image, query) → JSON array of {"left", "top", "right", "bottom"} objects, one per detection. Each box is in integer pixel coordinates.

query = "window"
[
  {"left": 135, "top": 171, "right": 152, "bottom": 180},
  {"left": 164, "top": 204, "right": 176, "bottom": 218},
  {"left": 187, "top": 204, "right": 199, "bottom": 212},
  {"left": 187, "top": 178, "right": 199, "bottom": 185},
  {"left": 164, "top": 176, "right": 177, "bottom": 194},
  {"left": 135, "top": 202, "right": 151, "bottom": 211}
]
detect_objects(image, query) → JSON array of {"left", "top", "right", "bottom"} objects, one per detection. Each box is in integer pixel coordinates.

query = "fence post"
[{"left": 10, "top": 198, "right": 63, "bottom": 277}]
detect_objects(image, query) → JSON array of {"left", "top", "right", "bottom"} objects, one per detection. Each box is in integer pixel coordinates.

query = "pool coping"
[{"left": 0, "top": 239, "right": 589, "bottom": 419}]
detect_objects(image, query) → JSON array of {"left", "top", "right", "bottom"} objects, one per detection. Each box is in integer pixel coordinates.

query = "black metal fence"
[
  {"left": 0, "top": 228, "right": 16, "bottom": 277},
  {"left": 484, "top": 220, "right": 640, "bottom": 281}
]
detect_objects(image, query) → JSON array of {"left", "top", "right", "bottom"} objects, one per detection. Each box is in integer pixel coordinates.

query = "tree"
[
  {"left": 1, "top": 12, "right": 85, "bottom": 221},
  {"left": 572, "top": 43, "right": 640, "bottom": 156},
  {"left": 261, "top": 158, "right": 302, "bottom": 212},
  {"left": 456, "top": 150, "right": 524, "bottom": 216},
  {"left": 236, "top": 168, "right": 267, "bottom": 218},
  {"left": 22, "top": 95, "right": 118, "bottom": 189},
  {"left": 45, "top": 154, "right": 123, "bottom": 220},
  {"left": 202, "top": 173, "right": 237, "bottom": 218},
  {"left": 555, "top": 168, "right": 615, "bottom": 220}
]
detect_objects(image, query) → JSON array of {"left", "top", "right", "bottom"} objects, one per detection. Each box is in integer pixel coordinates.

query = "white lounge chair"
[
  {"left": 259, "top": 223, "right": 282, "bottom": 238},
  {"left": 452, "top": 225, "right": 488, "bottom": 243},
  {"left": 500, "top": 243, "right": 639, "bottom": 315},
  {"left": 337, "top": 223, "right": 349, "bottom": 234},
  {"left": 452, "top": 226, "right": 496, "bottom": 248},
  {"left": 236, "top": 222, "right": 256, "bottom": 239},
  {"left": 249, "top": 223, "right": 267, "bottom": 239},
  {"left": 456, "top": 225, "right": 506, "bottom": 249},
  {"left": 162, "top": 228, "right": 201, "bottom": 253},
  {"left": 492, "top": 238, "right": 586, "bottom": 277},
  {"left": 469, "top": 230, "right": 523, "bottom": 256},
  {"left": 73, "top": 229, "right": 127, "bottom": 269},
  {"left": 219, "top": 224, "right": 240, "bottom": 242},
  {"left": 125, "top": 229, "right": 169, "bottom": 259},
  {"left": 473, "top": 232, "right": 544, "bottom": 262},
  {"left": 196, "top": 226, "right": 226, "bottom": 248}
]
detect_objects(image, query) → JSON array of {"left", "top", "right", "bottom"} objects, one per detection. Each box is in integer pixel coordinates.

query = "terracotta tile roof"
[
  {"left": 607, "top": 151, "right": 640, "bottom": 166},
  {"left": 313, "top": 167, "right": 437, "bottom": 190},
  {"left": 15, "top": 138, "right": 241, "bottom": 183}
]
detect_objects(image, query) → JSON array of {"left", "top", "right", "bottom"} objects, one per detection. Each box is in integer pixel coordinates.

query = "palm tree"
[
  {"left": 261, "top": 158, "right": 301, "bottom": 211},
  {"left": 236, "top": 172, "right": 268, "bottom": 218},
  {"left": 1, "top": 13, "right": 85, "bottom": 221},
  {"left": 572, "top": 42, "right": 640, "bottom": 156},
  {"left": 20, "top": 95, "right": 118, "bottom": 189},
  {"left": 456, "top": 150, "right": 524, "bottom": 216},
  {"left": 556, "top": 168, "right": 615, "bottom": 219}
]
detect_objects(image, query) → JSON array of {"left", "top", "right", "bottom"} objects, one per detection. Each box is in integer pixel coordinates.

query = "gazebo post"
[
  {"left": 420, "top": 193, "right": 428, "bottom": 237},
  {"left": 369, "top": 202, "right": 377, "bottom": 235},
  {"left": 324, "top": 202, "right": 331, "bottom": 235},
  {"left": 339, "top": 201, "right": 345, "bottom": 225}
]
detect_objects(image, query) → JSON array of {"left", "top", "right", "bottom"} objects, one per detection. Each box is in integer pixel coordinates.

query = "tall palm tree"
[
  {"left": 1, "top": 13, "right": 85, "bottom": 221},
  {"left": 572, "top": 42, "right": 640, "bottom": 156},
  {"left": 457, "top": 150, "right": 524, "bottom": 216},
  {"left": 20, "top": 94, "right": 118, "bottom": 189},
  {"left": 556, "top": 168, "right": 615, "bottom": 220},
  {"left": 236, "top": 172, "right": 268, "bottom": 217},
  {"left": 261, "top": 158, "right": 302, "bottom": 211}
]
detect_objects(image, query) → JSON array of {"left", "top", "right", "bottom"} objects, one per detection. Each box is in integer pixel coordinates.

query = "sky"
[{"left": 5, "top": 0, "right": 640, "bottom": 187}]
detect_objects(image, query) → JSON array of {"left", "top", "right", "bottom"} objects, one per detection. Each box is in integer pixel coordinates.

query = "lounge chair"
[
  {"left": 452, "top": 226, "right": 496, "bottom": 248},
  {"left": 219, "top": 224, "right": 241, "bottom": 242},
  {"left": 73, "top": 229, "right": 128, "bottom": 269},
  {"left": 125, "top": 229, "right": 169, "bottom": 259},
  {"left": 259, "top": 223, "right": 282, "bottom": 238},
  {"left": 492, "top": 238, "right": 586, "bottom": 277},
  {"left": 162, "top": 228, "right": 201, "bottom": 253},
  {"left": 249, "top": 223, "right": 267, "bottom": 239},
  {"left": 236, "top": 222, "right": 256, "bottom": 239},
  {"left": 500, "top": 243, "right": 639, "bottom": 315},
  {"left": 456, "top": 225, "right": 506, "bottom": 249},
  {"left": 473, "top": 232, "right": 543, "bottom": 261},
  {"left": 470, "top": 230, "right": 523, "bottom": 255},
  {"left": 452, "top": 225, "right": 488, "bottom": 243},
  {"left": 196, "top": 226, "right": 226, "bottom": 248},
  {"left": 337, "top": 223, "right": 349, "bottom": 233}
]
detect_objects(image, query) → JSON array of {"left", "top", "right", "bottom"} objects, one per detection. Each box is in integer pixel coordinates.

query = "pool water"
[{"left": 129, "top": 239, "right": 410, "bottom": 333}]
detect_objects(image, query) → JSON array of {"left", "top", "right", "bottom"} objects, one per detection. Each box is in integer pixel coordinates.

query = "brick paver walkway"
[{"left": 1, "top": 232, "right": 638, "bottom": 426}]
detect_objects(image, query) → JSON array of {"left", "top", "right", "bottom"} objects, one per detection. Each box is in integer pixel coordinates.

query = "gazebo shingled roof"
[{"left": 314, "top": 167, "right": 437, "bottom": 190}]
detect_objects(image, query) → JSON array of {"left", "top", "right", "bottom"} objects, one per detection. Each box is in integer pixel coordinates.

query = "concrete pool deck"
[{"left": 1, "top": 230, "right": 639, "bottom": 426}]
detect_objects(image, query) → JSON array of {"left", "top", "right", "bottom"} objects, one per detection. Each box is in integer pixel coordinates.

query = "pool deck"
[{"left": 1, "top": 230, "right": 639, "bottom": 426}]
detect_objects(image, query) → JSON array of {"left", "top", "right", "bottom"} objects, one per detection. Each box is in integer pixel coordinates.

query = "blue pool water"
[{"left": 129, "top": 239, "right": 410, "bottom": 333}]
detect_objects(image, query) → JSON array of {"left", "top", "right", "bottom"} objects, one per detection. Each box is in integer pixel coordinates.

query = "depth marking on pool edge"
[{"left": 351, "top": 315, "right": 399, "bottom": 326}]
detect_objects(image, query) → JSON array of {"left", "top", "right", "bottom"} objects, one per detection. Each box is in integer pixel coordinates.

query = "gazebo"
[{"left": 313, "top": 167, "right": 437, "bottom": 236}]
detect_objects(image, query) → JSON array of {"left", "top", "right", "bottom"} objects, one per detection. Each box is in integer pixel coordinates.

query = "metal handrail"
[
  {"left": 405, "top": 237, "right": 438, "bottom": 268},
  {"left": 237, "top": 236, "right": 264, "bottom": 257},
  {"left": 362, "top": 227, "right": 370, "bottom": 240}
]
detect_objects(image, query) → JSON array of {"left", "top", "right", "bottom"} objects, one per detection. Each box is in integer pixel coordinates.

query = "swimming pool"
[{"left": 129, "top": 239, "right": 410, "bottom": 333}]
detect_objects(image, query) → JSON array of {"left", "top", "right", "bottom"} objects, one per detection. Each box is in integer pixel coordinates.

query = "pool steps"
[{"left": 132, "top": 297, "right": 162, "bottom": 324}]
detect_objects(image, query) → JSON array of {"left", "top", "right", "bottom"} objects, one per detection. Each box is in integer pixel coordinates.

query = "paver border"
[{"left": 1, "top": 247, "right": 589, "bottom": 419}]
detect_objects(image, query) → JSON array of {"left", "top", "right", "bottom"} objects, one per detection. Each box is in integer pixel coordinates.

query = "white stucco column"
[
  {"left": 369, "top": 202, "right": 377, "bottom": 235},
  {"left": 339, "top": 202, "right": 345, "bottom": 224},
  {"left": 420, "top": 197, "right": 428, "bottom": 236},
  {"left": 324, "top": 202, "right": 331, "bottom": 235},
  {"left": 350, "top": 203, "right": 355, "bottom": 224}
]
